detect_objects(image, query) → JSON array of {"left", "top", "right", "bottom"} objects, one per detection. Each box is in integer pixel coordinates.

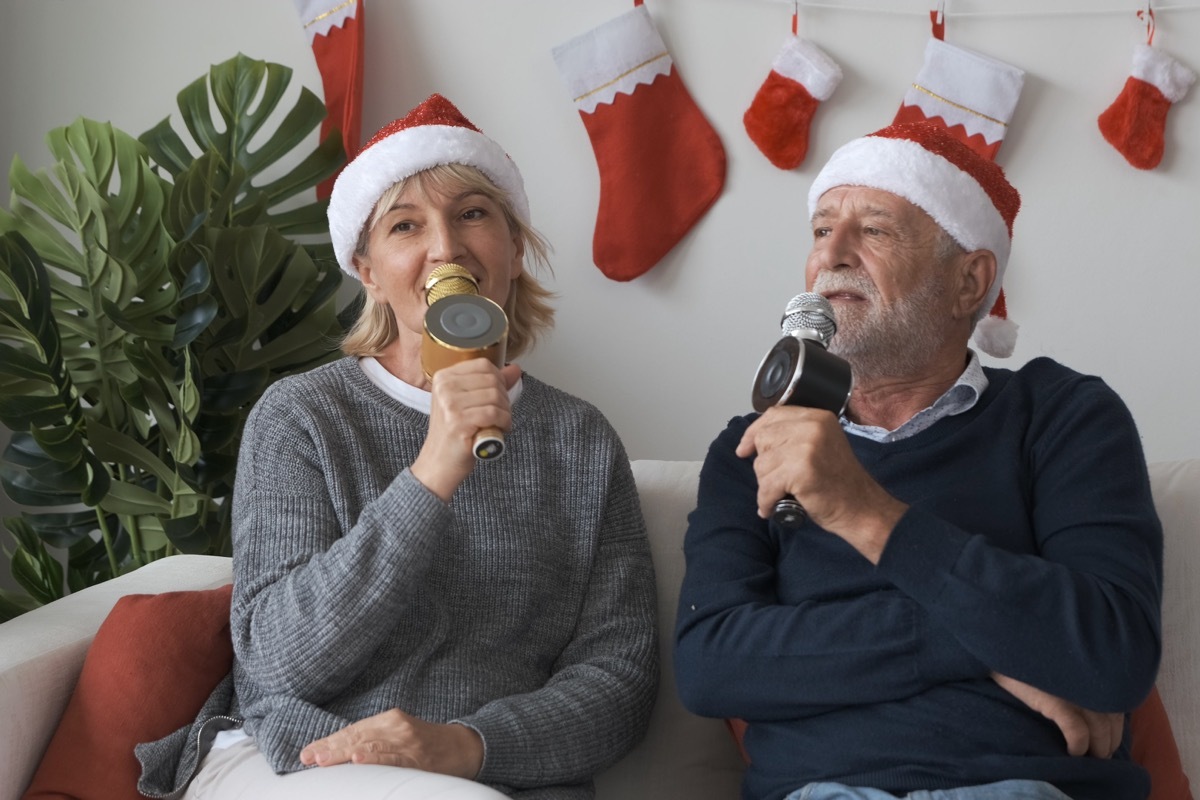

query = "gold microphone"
[{"left": 421, "top": 263, "right": 509, "bottom": 460}]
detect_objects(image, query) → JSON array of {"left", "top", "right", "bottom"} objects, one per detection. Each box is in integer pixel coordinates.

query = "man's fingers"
[
  {"left": 1057, "top": 714, "right": 1089, "bottom": 756},
  {"left": 1084, "top": 711, "right": 1124, "bottom": 758}
]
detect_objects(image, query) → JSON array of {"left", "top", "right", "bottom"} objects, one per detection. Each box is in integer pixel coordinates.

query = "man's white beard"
[{"left": 812, "top": 270, "right": 950, "bottom": 382}]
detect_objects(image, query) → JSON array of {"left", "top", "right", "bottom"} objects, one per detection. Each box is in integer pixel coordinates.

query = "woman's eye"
[
  {"left": 461, "top": 208, "right": 486, "bottom": 221},
  {"left": 391, "top": 221, "right": 414, "bottom": 233}
]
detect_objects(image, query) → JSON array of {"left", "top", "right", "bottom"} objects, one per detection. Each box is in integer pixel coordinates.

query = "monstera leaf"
[
  {"left": 140, "top": 52, "right": 342, "bottom": 240},
  {"left": 0, "top": 54, "right": 348, "bottom": 618}
]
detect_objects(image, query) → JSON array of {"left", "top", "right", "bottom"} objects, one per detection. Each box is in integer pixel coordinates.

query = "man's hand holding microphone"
[{"left": 738, "top": 293, "right": 906, "bottom": 562}]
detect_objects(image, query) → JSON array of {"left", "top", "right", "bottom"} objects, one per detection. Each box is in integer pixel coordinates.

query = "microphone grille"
[
  {"left": 425, "top": 263, "right": 479, "bottom": 306},
  {"left": 781, "top": 292, "right": 837, "bottom": 347}
]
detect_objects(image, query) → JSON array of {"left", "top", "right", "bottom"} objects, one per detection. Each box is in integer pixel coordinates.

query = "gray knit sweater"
[{"left": 135, "top": 358, "right": 659, "bottom": 799}]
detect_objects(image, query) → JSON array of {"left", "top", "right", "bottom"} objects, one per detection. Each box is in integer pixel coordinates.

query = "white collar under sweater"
[{"left": 358, "top": 356, "right": 525, "bottom": 413}]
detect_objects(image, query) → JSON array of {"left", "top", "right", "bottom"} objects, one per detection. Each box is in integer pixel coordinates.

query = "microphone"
[
  {"left": 749, "top": 292, "right": 853, "bottom": 528},
  {"left": 421, "top": 263, "right": 509, "bottom": 460}
]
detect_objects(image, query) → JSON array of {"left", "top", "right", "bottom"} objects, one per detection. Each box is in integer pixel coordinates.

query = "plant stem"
[
  {"left": 94, "top": 508, "right": 120, "bottom": 578},
  {"left": 118, "top": 464, "right": 147, "bottom": 569}
]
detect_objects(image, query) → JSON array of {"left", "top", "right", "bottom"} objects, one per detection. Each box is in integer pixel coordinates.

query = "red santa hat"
[
  {"left": 808, "top": 121, "right": 1021, "bottom": 358},
  {"left": 328, "top": 93, "right": 530, "bottom": 279}
]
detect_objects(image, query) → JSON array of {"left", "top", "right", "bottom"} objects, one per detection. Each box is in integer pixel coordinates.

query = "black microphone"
[{"left": 750, "top": 293, "right": 853, "bottom": 528}]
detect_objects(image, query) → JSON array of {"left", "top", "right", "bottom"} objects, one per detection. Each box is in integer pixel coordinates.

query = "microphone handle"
[
  {"left": 772, "top": 496, "right": 808, "bottom": 529},
  {"left": 473, "top": 426, "right": 505, "bottom": 460}
]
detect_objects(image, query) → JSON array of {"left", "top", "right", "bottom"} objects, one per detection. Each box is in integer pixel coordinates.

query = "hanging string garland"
[{"left": 758, "top": 1, "right": 1200, "bottom": 17}]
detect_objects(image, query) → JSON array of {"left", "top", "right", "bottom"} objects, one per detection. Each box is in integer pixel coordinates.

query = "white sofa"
[{"left": 2, "top": 459, "right": 1197, "bottom": 800}]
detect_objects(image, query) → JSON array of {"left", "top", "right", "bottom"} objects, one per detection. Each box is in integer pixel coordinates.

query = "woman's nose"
[{"left": 428, "top": 219, "right": 465, "bottom": 264}]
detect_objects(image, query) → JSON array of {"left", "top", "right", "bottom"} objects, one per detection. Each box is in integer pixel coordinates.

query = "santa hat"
[
  {"left": 808, "top": 121, "right": 1021, "bottom": 358},
  {"left": 328, "top": 93, "right": 530, "bottom": 279}
]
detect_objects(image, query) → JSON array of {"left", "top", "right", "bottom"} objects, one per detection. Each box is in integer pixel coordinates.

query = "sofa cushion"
[
  {"left": 595, "top": 460, "right": 745, "bottom": 798},
  {"left": 22, "top": 584, "right": 233, "bottom": 800}
]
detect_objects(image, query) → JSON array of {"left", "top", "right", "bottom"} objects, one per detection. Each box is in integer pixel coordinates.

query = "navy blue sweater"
[{"left": 674, "top": 357, "right": 1162, "bottom": 800}]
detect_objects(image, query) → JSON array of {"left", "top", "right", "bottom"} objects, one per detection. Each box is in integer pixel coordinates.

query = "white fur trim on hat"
[
  {"left": 808, "top": 135, "right": 1012, "bottom": 321},
  {"left": 328, "top": 125, "right": 529, "bottom": 279}
]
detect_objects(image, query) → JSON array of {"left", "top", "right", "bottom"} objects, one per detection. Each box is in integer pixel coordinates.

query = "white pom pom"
[{"left": 973, "top": 315, "right": 1018, "bottom": 358}]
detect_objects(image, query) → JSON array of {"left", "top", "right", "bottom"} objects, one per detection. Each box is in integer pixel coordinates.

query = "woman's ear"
[
  {"left": 955, "top": 250, "right": 998, "bottom": 321},
  {"left": 355, "top": 255, "right": 386, "bottom": 304},
  {"left": 509, "top": 231, "right": 526, "bottom": 281}
]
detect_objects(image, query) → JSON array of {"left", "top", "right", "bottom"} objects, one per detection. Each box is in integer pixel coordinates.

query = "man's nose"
[{"left": 815, "top": 227, "right": 859, "bottom": 270}]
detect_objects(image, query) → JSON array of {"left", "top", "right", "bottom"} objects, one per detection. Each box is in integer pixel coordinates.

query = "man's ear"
[{"left": 955, "top": 250, "right": 998, "bottom": 321}]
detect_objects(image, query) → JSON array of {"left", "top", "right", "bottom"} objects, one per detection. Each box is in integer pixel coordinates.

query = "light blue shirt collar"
[{"left": 841, "top": 350, "right": 988, "bottom": 443}]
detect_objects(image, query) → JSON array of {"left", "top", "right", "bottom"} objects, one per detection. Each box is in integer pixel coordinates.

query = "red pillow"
[
  {"left": 725, "top": 686, "right": 1193, "bottom": 797},
  {"left": 1131, "top": 686, "right": 1195, "bottom": 800},
  {"left": 23, "top": 584, "right": 234, "bottom": 800}
]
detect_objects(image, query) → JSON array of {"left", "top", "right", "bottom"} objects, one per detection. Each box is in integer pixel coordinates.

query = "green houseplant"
[{"left": 0, "top": 54, "right": 351, "bottom": 619}]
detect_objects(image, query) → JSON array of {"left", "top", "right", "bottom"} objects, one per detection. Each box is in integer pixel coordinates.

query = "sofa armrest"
[
  {"left": 1148, "top": 459, "right": 1200, "bottom": 785},
  {"left": 0, "top": 554, "right": 232, "bottom": 800}
]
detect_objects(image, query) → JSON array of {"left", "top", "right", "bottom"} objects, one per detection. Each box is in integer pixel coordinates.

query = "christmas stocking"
[
  {"left": 293, "top": 0, "right": 366, "bottom": 198},
  {"left": 744, "top": 36, "right": 842, "bottom": 170},
  {"left": 552, "top": 3, "right": 726, "bottom": 282},
  {"left": 1098, "top": 43, "right": 1196, "bottom": 170},
  {"left": 893, "top": 30, "right": 1025, "bottom": 357},
  {"left": 894, "top": 36, "right": 1025, "bottom": 161}
]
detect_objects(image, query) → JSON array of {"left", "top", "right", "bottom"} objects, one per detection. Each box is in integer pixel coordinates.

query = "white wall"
[{"left": 2, "top": 0, "right": 1198, "bottom": 493}]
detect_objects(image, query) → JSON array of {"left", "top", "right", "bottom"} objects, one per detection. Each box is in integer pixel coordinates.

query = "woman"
[{"left": 137, "top": 94, "right": 659, "bottom": 799}]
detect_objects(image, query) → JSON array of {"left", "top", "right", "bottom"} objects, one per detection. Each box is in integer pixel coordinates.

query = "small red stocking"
[
  {"left": 744, "top": 36, "right": 842, "bottom": 170},
  {"left": 1098, "top": 43, "right": 1196, "bottom": 170},
  {"left": 552, "top": 3, "right": 726, "bottom": 282}
]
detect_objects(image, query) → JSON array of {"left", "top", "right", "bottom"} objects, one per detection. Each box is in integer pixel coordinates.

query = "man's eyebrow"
[{"left": 811, "top": 205, "right": 899, "bottom": 221}]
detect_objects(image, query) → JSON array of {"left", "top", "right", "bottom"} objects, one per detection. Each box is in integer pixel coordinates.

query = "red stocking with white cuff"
[
  {"left": 1098, "top": 43, "right": 1196, "bottom": 170},
  {"left": 552, "top": 3, "right": 726, "bottom": 282},
  {"left": 892, "top": 17, "right": 1025, "bottom": 357},
  {"left": 744, "top": 36, "right": 842, "bottom": 170},
  {"left": 894, "top": 35, "right": 1025, "bottom": 161},
  {"left": 293, "top": 0, "right": 365, "bottom": 199}
]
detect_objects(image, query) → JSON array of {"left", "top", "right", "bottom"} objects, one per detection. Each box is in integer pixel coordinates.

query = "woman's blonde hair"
[{"left": 340, "top": 163, "right": 556, "bottom": 360}]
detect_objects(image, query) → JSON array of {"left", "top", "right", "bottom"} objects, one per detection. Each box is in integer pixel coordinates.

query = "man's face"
[{"left": 805, "top": 186, "right": 957, "bottom": 376}]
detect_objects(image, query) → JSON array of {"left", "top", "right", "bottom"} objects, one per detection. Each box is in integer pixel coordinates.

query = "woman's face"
[{"left": 353, "top": 175, "right": 525, "bottom": 358}]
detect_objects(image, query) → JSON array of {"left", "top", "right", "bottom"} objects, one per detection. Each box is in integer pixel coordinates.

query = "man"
[{"left": 673, "top": 122, "right": 1162, "bottom": 800}]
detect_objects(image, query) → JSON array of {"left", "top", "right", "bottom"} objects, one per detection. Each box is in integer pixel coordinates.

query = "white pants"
[{"left": 183, "top": 737, "right": 510, "bottom": 799}]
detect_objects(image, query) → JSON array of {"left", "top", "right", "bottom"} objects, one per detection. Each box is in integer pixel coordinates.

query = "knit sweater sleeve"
[
  {"left": 674, "top": 416, "right": 985, "bottom": 721},
  {"left": 228, "top": 378, "right": 453, "bottom": 704},
  {"left": 460, "top": 439, "right": 660, "bottom": 788},
  {"left": 876, "top": 367, "right": 1163, "bottom": 711}
]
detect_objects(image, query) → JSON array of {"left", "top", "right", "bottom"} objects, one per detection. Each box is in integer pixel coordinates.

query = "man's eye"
[{"left": 813, "top": 227, "right": 830, "bottom": 238}]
